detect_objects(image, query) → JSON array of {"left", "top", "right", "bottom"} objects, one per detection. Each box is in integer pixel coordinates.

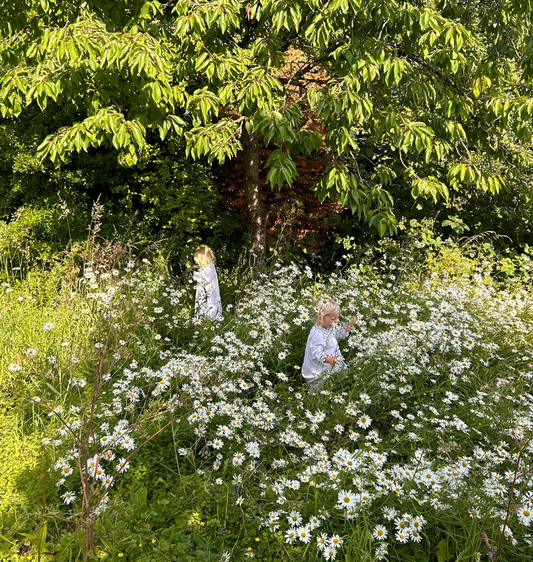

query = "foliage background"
[{"left": 1, "top": 0, "right": 533, "bottom": 559}]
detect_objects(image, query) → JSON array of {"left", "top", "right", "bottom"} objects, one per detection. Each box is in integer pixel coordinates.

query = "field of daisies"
[{"left": 1, "top": 242, "right": 533, "bottom": 562}]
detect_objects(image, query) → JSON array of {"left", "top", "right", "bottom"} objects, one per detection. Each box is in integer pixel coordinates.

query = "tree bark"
[
  {"left": 241, "top": 125, "right": 267, "bottom": 272},
  {"left": 84, "top": 508, "right": 94, "bottom": 562}
]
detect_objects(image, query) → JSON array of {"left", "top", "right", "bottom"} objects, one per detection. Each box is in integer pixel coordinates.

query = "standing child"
[
  {"left": 302, "top": 298, "right": 352, "bottom": 389},
  {"left": 193, "top": 245, "right": 222, "bottom": 319}
]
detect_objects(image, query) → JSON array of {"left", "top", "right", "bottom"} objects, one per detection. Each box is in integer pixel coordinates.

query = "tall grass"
[{"left": 0, "top": 238, "right": 532, "bottom": 561}]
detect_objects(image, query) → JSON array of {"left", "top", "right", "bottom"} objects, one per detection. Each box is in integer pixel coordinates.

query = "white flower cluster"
[{"left": 18, "top": 258, "right": 533, "bottom": 559}]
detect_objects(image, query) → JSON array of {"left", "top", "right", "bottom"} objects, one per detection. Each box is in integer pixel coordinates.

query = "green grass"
[{"left": 1, "top": 241, "right": 532, "bottom": 562}]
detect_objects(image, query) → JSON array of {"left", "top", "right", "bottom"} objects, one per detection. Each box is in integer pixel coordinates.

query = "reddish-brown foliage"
[
  {"left": 214, "top": 48, "right": 341, "bottom": 253},
  {"left": 213, "top": 147, "right": 343, "bottom": 252}
]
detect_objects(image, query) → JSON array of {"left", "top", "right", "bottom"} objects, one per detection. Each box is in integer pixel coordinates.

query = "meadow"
[{"left": 1, "top": 239, "right": 532, "bottom": 562}]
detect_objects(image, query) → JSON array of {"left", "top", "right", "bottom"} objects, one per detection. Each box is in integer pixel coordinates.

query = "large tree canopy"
[{"left": 1, "top": 0, "right": 533, "bottom": 262}]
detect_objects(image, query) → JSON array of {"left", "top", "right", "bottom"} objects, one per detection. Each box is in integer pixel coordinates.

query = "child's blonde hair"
[
  {"left": 314, "top": 297, "right": 340, "bottom": 327},
  {"left": 194, "top": 245, "right": 216, "bottom": 269}
]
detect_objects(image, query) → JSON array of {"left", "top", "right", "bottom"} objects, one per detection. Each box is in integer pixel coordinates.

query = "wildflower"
[
  {"left": 346, "top": 508, "right": 358, "bottom": 519},
  {"left": 296, "top": 525, "right": 311, "bottom": 543},
  {"left": 395, "top": 530, "right": 410, "bottom": 543},
  {"left": 7, "top": 363, "right": 21, "bottom": 372},
  {"left": 236, "top": 497, "right": 244, "bottom": 506},
  {"left": 317, "top": 533, "right": 328, "bottom": 551},
  {"left": 357, "top": 414, "right": 372, "bottom": 429},
  {"left": 245, "top": 441, "right": 261, "bottom": 458},
  {"left": 61, "top": 465, "right": 73, "bottom": 477},
  {"left": 375, "top": 542, "right": 389, "bottom": 561},
  {"left": 518, "top": 504, "right": 533, "bottom": 525},
  {"left": 43, "top": 322, "right": 54, "bottom": 331},
  {"left": 61, "top": 491, "right": 76, "bottom": 504},
  {"left": 337, "top": 490, "right": 357, "bottom": 510},
  {"left": 284, "top": 529, "right": 297, "bottom": 544},
  {"left": 116, "top": 458, "right": 130, "bottom": 473},
  {"left": 411, "top": 516, "right": 426, "bottom": 532},
  {"left": 323, "top": 547, "right": 337, "bottom": 560},
  {"left": 232, "top": 452, "right": 245, "bottom": 466},
  {"left": 267, "top": 511, "right": 280, "bottom": 525},
  {"left": 287, "top": 511, "right": 302, "bottom": 526},
  {"left": 121, "top": 436, "right": 136, "bottom": 451},
  {"left": 383, "top": 507, "right": 398, "bottom": 520},
  {"left": 372, "top": 525, "right": 388, "bottom": 540}
]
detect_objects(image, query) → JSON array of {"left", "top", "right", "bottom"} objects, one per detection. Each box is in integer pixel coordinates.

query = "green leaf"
[
  {"left": 436, "top": 539, "right": 451, "bottom": 562},
  {"left": 265, "top": 149, "right": 297, "bottom": 188}
]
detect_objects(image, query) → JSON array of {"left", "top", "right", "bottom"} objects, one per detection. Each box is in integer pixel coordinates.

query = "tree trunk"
[
  {"left": 84, "top": 507, "right": 94, "bottom": 562},
  {"left": 241, "top": 126, "right": 267, "bottom": 272}
]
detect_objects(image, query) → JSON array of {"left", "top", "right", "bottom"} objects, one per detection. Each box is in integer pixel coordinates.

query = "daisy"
[
  {"left": 297, "top": 525, "right": 312, "bottom": 543},
  {"left": 518, "top": 504, "right": 533, "bottom": 525},
  {"left": 383, "top": 507, "right": 398, "bottom": 520},
  {"left": 316, "top": 533, "right": 328, "bottom": 551},
  {"left": 116, "top": 458, "right": 130, "bottom": 473},
  {"left": 372, "top": 525, "right": 388, "bottom": 541},
  {"left": 61, "top": 491, "right": 76, "bottom": 505},
  {"left": 357, "top": 414, "right": 372, "bottom": 429},
  {"left": 395, "top": 530, "right": 410, "bottom": 543},
  {"left": 284, "top": 529, "right": 297, "bottom": 544},
  {"left": 287, "top": 511, "right": 302, "bottom": 526},
  {"left": 337, "top": 489, "right": 357, "bottom": 510}
]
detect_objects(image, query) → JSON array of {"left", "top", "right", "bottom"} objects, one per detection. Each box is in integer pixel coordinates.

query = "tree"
[{"left": 1, "top": 0, "right": 533, "bottom": 267}]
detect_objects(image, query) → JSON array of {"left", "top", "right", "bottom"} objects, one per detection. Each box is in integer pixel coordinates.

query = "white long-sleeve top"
[
  {"left": 193, "top": 263, "right": 222, "bottom": 319},
  {"left": 302, "top": 324, "right": 349, "bottom": 384}
]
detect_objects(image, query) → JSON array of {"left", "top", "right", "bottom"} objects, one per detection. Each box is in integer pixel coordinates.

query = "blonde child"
[
  {"left": 302, "top": 298, "right": 352, "bottom": 388},
  {"left": 193, "top": 245, "right": 222, "bottom": 319}
]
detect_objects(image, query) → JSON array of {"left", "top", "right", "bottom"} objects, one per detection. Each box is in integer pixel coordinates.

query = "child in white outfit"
[
  {"left": 302, "top": 298, "right": 352, "bottom": 388},
  {"left": 193, "top": 245, "right": 222, "bottom": 319}
]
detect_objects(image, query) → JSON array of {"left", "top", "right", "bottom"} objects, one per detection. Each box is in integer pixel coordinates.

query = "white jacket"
[
  {"left": 193, "top": 263, "right": 222, "bottom": 319},
  {"left": 302, "top": 324, "right": 349, "bottom": 384}
]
